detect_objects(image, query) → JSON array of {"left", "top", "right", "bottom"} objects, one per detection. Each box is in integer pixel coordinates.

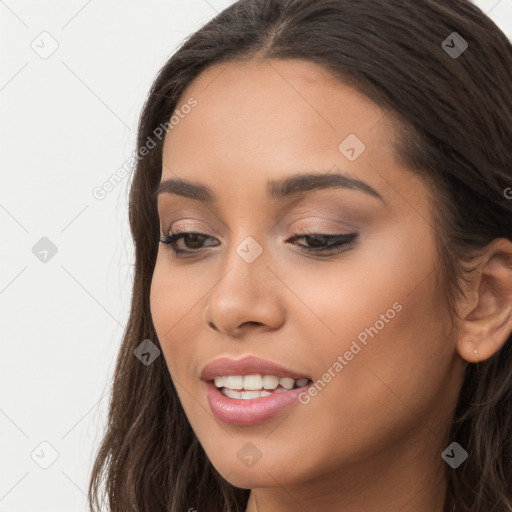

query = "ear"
[{"left": 456, "top": 238, "right": 512, "bottom": 363}]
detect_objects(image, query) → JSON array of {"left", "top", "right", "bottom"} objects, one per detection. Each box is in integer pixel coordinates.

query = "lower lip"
[{"left": 204, "top": 381, "right": 308, "bottom": 426}]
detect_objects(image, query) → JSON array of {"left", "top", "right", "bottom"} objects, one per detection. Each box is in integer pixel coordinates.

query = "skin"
[{"left": 149, "top": 59, "right": 512, "bottom": 512}]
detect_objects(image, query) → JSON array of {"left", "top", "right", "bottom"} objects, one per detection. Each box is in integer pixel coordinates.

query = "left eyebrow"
[
  {"left": 268, "top": 170, "right": 384, "bottom": 202},
  {"left": 153, "top": 168, "right": 384, "bottom": 203}
]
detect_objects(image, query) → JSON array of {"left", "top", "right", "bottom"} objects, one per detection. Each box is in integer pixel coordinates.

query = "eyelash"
[{"left": 159, "top": 231, "right": 358, "bottom": 258}]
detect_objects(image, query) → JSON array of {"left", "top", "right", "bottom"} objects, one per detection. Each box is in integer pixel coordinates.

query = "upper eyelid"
[
  {"left": 158, "top": 209, "right": 360, "bottom": 232},
  {"left": 160, "top": 226, "right": 355, "bottom": 236}
]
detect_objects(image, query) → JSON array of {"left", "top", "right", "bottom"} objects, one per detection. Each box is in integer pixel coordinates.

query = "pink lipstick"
[{"left": 201, "top": 356, "right": 312, "bottom": 426}]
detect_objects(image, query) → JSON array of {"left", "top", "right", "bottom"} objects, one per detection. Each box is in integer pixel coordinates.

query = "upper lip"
[{"left": 200, "top": 355, "right": 311, "bottom": 381}]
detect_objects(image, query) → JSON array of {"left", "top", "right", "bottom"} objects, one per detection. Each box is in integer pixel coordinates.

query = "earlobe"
[{"left": 456, "top": 238, "right": 512, "bottom": 363}]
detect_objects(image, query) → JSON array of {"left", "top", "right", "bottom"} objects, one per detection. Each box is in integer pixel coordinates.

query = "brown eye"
[
  {"left": 159, "top": 231, "right": 358, "bottom": 259},
  {"left": 177, "top": 233, "right": 209, "bottom": 250},
  {"left": 160, "top": 232, "right": 219, "bottom": 256},
  {"left": 289, "top": 233, "right": 358, "bottom": 254}
]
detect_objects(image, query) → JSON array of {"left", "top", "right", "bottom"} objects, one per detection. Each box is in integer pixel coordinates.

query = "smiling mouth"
[{"left": 212, "top": 374, "right": 312, "bottom": 399}]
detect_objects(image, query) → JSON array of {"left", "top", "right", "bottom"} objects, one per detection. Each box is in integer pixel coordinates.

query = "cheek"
[
  {"left": 149, "top": 254, "right": 203, "bottom": 377},
  {"left": 308, "top": 249, "right": 449, "bottom": 429},
  {"left": 285, "top": 223, "right": 443, "bottom": 360},
  {"left": 284, "top": 228, "right": 451, "bottom": 426}
]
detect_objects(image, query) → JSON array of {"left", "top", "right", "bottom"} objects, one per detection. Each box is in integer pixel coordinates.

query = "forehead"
[{"left": 161, "top": 58, "right": 402, "bottom": 198}]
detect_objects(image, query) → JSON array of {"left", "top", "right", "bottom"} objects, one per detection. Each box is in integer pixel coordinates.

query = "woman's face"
[{"left": 150, "top": 59, "right": 466, "bottom": 492}]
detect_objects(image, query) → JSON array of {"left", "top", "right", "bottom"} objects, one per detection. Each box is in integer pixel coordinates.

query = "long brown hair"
[{"left": 88, "top": 1, "right": 512, "bottom": 510}]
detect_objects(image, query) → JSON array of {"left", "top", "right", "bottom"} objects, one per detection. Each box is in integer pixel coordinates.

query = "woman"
[{"left": 88, "top": 1, "right": 512, "bottom": 510}]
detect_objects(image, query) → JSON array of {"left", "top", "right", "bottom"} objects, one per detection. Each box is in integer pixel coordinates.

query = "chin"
[
  {"left": 213, "top": 454, "right": 307, "bottom": 490},
  {"left": 221, "top": 469, "right": 280, "bottom": 490}
]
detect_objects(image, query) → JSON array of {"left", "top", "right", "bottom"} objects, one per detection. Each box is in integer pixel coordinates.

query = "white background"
[{"left": 1, "top": 1, "right": 511, "bottom": 510}]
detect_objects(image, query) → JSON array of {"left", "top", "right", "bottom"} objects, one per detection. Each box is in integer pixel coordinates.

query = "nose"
[{"left": 203, "top": 240, "right": 286, "bottom": 338}]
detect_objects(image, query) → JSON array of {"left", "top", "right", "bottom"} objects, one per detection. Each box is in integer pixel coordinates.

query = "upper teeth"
[{"left": 214, "top": 375, "right": 310, "bottom": 391}]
